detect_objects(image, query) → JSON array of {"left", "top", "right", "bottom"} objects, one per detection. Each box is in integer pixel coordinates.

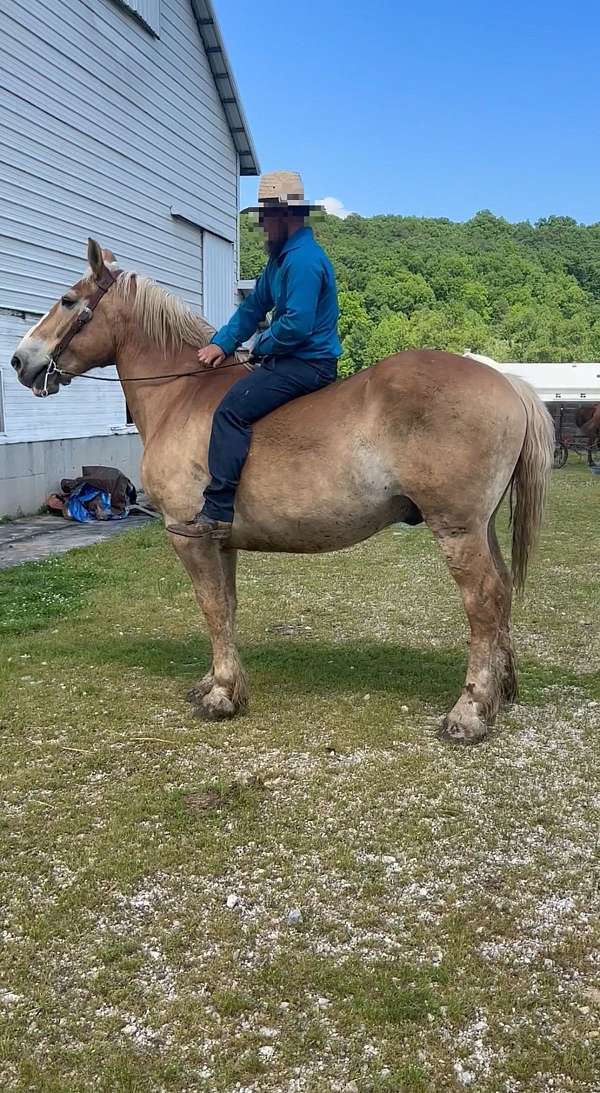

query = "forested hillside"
[{"left": 240, "top": 211, "right": 600, "bottom": 372}]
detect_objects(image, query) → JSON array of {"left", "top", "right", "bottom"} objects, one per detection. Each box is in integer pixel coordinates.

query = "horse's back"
[{"left": 251, "top": 348, "right": 520, "bottom": 445}]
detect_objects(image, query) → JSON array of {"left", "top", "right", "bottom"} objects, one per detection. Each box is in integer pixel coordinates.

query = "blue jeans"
[{"left": 202, "top": 356, "right": 337, "bottom": 522}]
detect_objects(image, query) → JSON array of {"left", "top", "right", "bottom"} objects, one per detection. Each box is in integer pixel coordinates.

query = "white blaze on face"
[
  {"left": 14, "top": 312, "right": 54, "bottom": 379},
  {"left": 22, "top": 312, "right": 48, "bottom": 339},
  {"left": 14, "top": 294, "right": 85, "bottom": 386},
  {"left": 13, "top": 307, "right": 65, "bottom": 396}
]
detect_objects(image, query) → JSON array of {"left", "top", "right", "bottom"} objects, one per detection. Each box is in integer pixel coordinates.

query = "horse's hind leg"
[
  {"left": 432, "top": 518, "right": 514, "bottom": 744},
  {"left": 487, "top": 514, "right": 517, "bottom": 707},
  {"left": 169, "top": 536, "right": 247, "bottom": 720}
]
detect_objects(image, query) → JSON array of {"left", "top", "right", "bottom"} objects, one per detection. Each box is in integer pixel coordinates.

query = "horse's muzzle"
[{"left": 10, "top": 341, "right": 60, "bottom": 395}]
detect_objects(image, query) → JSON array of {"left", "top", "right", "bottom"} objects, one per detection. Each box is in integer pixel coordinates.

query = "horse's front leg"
[{"left": 169, "top": 536, "right": 247, "bottom": 720}]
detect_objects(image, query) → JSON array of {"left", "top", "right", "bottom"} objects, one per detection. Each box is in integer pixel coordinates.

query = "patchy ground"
[
  {"left": 0, "top": 463, "right": 598, "bottom": 1092},
  {"left": 0, "top": 513, "right": 152, "bottom": 570}
]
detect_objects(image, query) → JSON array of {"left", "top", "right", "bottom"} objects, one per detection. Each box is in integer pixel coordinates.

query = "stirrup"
[{"left": 166, "top": 514, "right": 232, "bottom": 540}]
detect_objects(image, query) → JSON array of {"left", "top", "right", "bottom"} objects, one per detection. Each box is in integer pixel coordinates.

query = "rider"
[{"left": 167, "top": 171, "right": 341, "bottom": 539}]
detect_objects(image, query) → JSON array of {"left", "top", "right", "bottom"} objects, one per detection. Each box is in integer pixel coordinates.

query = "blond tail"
[{"left": 505, "top": 375, "right": 555, "bottom": 595}]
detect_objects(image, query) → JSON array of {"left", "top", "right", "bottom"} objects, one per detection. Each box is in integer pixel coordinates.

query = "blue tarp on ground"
[{"left": 64, "top": 484, "right": 129, "bottom": 523}]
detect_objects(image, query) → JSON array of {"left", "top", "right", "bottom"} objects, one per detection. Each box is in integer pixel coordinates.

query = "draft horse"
[
  {"left": 575, "top": 404, "right": 600, "bottom": 444},
  {"left": 11, "top": 240, "right": 554, "bottom": 743}
]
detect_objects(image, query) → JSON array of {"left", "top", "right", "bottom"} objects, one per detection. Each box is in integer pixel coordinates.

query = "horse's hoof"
[
  {"left": 187, "top": 676, "right": 214, "bottom": 704},
  {"left": 194, "top": 685, "right": 238, "bottom": 721},
  {"left": 439, "top": 714, "right": 489, "bottom": 745}
]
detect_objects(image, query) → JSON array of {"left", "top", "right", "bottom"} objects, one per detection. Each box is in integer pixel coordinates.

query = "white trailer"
[
  {"left": 464, "top": 353, "right": 600, "bottom": 467},
  {"left": 464, "top": 353, "right": 600, "bottom": 404}
]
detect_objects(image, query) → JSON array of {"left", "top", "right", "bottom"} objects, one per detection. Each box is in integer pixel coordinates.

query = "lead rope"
[{"left": 40, "top": 356, "right": 255, "bottom": 396}]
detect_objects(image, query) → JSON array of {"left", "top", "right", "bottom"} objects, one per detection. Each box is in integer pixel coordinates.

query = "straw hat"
[{"left": 242, "top": 171, "right": 323, "bottom": 214}]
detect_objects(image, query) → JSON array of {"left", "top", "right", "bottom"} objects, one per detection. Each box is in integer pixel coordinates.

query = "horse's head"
[
  {"left": 575, "top": 406, "right": 594, "bottom": 429},
  {"left": 576, "top": 404, "right": 600, "bottom": 439},
  {"left": 11, "top": 239, "right": 122, "bottom": 397}
]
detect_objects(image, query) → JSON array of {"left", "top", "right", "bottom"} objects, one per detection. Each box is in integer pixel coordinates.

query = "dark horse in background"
[{"left": 575, "top": 404, "right": 600, "bottom": 444}]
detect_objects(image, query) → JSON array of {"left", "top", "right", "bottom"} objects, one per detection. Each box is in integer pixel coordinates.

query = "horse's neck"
[
  {"left": 114, "top": 330, "right": 242, "bottom": 445},
  {"left": 115, "top": 333, "right": 196, "bottom": 442}
]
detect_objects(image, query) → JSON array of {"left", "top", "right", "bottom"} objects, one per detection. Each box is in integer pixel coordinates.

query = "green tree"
[
  {"left": 240, "top": 215, "right": 266, "bottom": 280},
  {"left": 366, "top": 314, "right": 410, "bottom": 362},
  {"left": 242, "top": 207, "right": 600, "bottom": 366},
  {"left": 363, "top": 272, "right": 434, "bottom": 320},
  {"left": 337, "top": 291, "right": 373, "bottom": 375}
]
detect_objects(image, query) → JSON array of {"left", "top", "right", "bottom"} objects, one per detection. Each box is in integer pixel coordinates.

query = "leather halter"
[
  {"left": 51, "top": 265, "right": 121, "bottom": 364},
  {"left": 39, "top": 265, "right": 121, "bottom": 397}
]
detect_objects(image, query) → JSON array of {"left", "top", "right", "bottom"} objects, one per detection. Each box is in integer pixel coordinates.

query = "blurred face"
[
  {"left": 259, "top": 208, "right": 289, "bottom": 254},
  {"left": 258, "top": 208, "right": 306, "bottom": 255}
]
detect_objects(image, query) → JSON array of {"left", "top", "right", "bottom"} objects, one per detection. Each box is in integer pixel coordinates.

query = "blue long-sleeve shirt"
[{"left": 211, "top": 227, "right": 341, "bottom": 361}]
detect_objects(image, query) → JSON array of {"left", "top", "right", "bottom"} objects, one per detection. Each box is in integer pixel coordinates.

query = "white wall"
[
  {"left": 0, "top": 312, "right": 129, "bottom": 445},
  {"left": 464, "top": 354, "right": 600, "bottom": 402},
  {"left": 0, "top": 0, "right": 239, "bottom": 314},
  {"left": 203, "top": 231, "right": 235, "bottom": 328},
  {"left": 0, "top": 433, "right": 143, "bottom": 517},
  {"left": 0, "top": 0, "right": 242, "bottom": 508}
]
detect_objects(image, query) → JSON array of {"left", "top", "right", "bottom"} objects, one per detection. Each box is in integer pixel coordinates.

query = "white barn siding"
[
  {"left": 0, "top": 314, "right": 128, "bottom": 443},
  {"left": 117, "top": 0, "right": 161, "bottom": 35},
  {"left": 0, "top": 0, "right": 238, "bottom": 314},
  {"left": 0, "top": 0, "right": 253, "bottom": 512}
]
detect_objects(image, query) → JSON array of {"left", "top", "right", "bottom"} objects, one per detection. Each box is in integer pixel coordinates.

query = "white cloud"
[{"left": 317, "top": 196, "right": 354, "bottom": 219}]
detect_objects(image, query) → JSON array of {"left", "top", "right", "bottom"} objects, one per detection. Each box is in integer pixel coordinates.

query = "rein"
[
  {"left": 45, "top": 359, "right": 251, "bottom": 393},
  {"left": 39, "top": 265, "right": 252, "bottom": 396}
]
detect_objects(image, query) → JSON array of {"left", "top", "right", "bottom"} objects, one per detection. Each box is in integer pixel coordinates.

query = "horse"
[
  {"left": 575, "top": 404, "right": 600, "bottom": 442},
  {"left": 11, "top": 239, "right": 555, "bottom": 744}
]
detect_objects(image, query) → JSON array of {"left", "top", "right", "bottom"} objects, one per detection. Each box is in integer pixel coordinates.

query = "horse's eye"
[{"left": 61, "top": 296, "right": 77, "bottom": 309}]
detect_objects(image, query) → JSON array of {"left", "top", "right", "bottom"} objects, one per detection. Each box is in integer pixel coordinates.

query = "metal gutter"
[{"left": 190, "top": 0, "right": 260, "bottom": 176}]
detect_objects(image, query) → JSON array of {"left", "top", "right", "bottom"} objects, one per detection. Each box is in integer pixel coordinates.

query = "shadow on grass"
[{"left": 52, "top": 633, "right": 591, "bottom": 707}]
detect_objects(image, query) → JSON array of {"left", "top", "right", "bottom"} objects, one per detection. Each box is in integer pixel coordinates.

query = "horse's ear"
[
  {"left": 87, "top": 238, "right": 106, "bottom": 281},
  {"left": 102, "top": 247, "right": 117, "bottom": 264}
]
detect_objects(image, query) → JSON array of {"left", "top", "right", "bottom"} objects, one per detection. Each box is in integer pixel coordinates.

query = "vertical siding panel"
[{"left": 203, "top": 232, "right": 235, "bottom": 329}]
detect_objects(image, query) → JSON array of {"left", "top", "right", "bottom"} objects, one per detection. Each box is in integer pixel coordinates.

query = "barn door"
[{"left": 203, "top": 231, "right": 235, "bottom": 330}]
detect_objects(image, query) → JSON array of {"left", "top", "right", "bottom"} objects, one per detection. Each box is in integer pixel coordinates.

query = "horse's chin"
[{"left": 31, "top": 369, "right": 71, "bottom": 397}]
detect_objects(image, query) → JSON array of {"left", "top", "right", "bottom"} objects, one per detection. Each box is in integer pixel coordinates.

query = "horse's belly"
[
  {"left": 230, "top": 502, "right": 396, "bottom": 552},
  {"left": 230, "top": 438, "right": 399, "bottom": 551},
  {"left": 230, "top": 492, "right": 420, "bottom": 553}
]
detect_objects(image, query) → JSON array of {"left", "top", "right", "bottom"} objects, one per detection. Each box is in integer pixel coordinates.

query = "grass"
[{"left": 0, "top": 462, "right": 598, "bottom": 1091}]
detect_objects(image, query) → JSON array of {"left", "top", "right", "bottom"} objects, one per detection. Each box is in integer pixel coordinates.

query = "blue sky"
[{"left": 217, "top": 0, "right": 600, "bottom": 224}]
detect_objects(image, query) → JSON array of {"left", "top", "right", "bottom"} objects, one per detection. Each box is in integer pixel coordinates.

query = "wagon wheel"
[{"left": 553, "top": 444, "right": 569, "bottom": 469}]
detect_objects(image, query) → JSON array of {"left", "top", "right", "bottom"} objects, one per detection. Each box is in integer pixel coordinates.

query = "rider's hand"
[{"left": 197, "top": 344, "right": 226, "bottom": 368}]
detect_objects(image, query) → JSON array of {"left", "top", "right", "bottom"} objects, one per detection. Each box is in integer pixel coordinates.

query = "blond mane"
[{"left": 112, "top": 271, "right": 216, "bottom": 353}]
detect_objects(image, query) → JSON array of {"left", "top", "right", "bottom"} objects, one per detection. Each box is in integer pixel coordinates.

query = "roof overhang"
[{"left": 191, "top": 0, "right": 260, "bottom": 177}]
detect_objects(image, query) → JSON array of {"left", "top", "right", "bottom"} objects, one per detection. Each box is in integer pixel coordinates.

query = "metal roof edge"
[{"left": 190, "top": 0, "right": 260, "bottom": 177}]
